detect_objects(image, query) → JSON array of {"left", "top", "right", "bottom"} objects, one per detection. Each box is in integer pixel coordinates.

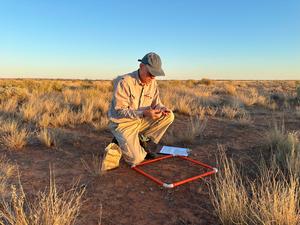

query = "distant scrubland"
[{"left": 0, "top": 78, "right": 299, "bottom": 224}]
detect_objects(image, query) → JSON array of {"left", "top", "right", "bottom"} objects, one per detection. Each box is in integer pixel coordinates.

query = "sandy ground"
[{"left": 1, "top": 107, "right": 299, "bottom": 225}]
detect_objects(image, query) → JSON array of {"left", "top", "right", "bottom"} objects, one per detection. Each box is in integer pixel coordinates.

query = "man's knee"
[
  {"left": 115, "top": 139, "right": 146, "bottom": 165},
  {"left": 123, "top": 146, "right": 146, "bottom": 165},
  {"left": 130, "top": 154, "right": 145, "bottom": 165}
]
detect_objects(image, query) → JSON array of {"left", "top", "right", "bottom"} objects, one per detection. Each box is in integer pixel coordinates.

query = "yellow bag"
[{"left": 101, "top": 143, "right": 122, "bottom": 171}]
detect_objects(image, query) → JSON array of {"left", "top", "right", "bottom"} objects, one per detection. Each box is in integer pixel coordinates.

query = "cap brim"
[{"left": 146, "top": 65, "right": 165, "bottom": 76}]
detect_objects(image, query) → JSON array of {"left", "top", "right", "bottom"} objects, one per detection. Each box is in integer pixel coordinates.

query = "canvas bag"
[{"left": 101, "top": 143, "right": 122, "bottom": 171}]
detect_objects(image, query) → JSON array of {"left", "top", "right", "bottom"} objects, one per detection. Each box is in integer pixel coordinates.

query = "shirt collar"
[{"left": 134, "top": 70, "right": 146, "bottom": 86}]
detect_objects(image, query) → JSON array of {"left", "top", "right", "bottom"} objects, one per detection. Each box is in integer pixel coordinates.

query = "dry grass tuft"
[
  {"left": 212, "top": 120, "right": 300, "bottom": 224},
  {"left": 0, "top": 119, "right": 19, "bottom": 134},
  {"left": 236, "top": 111, "right": 252, "bottom": 125},
  {"left": 81, "top": 154, "right": 103, "bottom": 176},
  {"left": 0, "top": 99, "right": 18, "bottom": 113},
  {"left": 0, "top": 86, "right": 29, "bottom": 103},
  {"left": 1, "top": 129, "right": 29, "bottom": 150},
  {"left": 224, "top": 84, "right": 237, "bottom": 96},
  {"left": 163, "top": 116, "right": 207, "bottom": 145},
  {"left": 211, "top": 145, "right": 300, "bottom": 225},
  {"left": 0, "top": 170, "right": 85, "bottom": 225},
  {"left": 205, "top": 107, "right": 218, "bottom": 117},
  {"left": 250, "top": 169, "right": 300, "bottom": 225},
  {"left": 199, "top": 78, "right": 214, "bottom": 86},
  {"left": 20, "top": 98, "right": 40, "bottom": 122},
  {"left": 51, "top": 109, "right": 73, "bottom": 127},
  {"left": 211, "top": 145, "right": 249, "bottom": 224},
  {"left": 174, "top": 95, "right": 193, "bottom": 115},
  {"left": 38, "top": 113, "right": 51, "bottom": 128},
  {"left": 237, "top": 88, "right": 266, "bottom": 107},
  {"left": 220, "top": 106, "right": 239, "bottom": 119},
  {"left": 187, "top": 116, "right": 207, "bottom": 141},
  {"left": 0, "top": 156, "right": 16, "bottom": 196},
  {"left": 266, "top": 122, "right": 300, "bottom": 177},
  {"left": 0, "top": 120, "right": 29, "bottom": 150},
  {"left": 80, "top": 101, "right": 96, "bottom": 123},
  {"left": 161, "top": 86, "right": 220, "bottom": 116},
  {"left": 38, "top": 128, "right": 61, "bottom": 148},
  {"left": 219, "top": 106, "right": 251, "bottom": 122},
  {"left": 63, "top": 89, "right": 82, "bottom": 107},
  {"left": 92, "top": 116, "right": 109, "bottom": 131}
]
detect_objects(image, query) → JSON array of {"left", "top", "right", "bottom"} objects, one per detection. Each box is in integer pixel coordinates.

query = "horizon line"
[{"left": 0, "top": 77, "right": 299, "bottom": 82}]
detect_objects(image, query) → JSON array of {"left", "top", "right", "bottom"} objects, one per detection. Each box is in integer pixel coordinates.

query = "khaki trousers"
[{"left": 108, "top": 112, "right": 174, "bottom": 165}]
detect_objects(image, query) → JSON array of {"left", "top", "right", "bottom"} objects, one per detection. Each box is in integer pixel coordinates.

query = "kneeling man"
[{"left": 108, "top": 52, "right": 174, "bottom": 165}]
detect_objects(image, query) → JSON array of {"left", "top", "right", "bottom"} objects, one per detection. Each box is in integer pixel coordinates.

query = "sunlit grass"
[{"left": 0, "top": 170, "right": 85, "bottom": 225}]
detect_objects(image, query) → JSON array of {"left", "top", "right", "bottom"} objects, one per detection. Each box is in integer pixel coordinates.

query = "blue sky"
[{"left": 0, "top": 0, "right": 299, "bottom": 80}]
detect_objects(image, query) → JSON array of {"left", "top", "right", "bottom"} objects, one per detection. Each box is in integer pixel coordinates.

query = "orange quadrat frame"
[{"left": 131, "top": 155, "right": 218, "bottom": 188}]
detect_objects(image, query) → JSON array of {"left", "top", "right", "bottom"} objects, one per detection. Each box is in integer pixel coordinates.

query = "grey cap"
[{"left": 138, "top": 52, "right": 165, "bottom": 76}]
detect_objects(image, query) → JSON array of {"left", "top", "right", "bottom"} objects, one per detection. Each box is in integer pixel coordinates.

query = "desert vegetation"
[
  {"left": 0, "top": 170, "right": 85, "bottom": 225},
  {"left": 0, "top": 78, "right": 299, "bottom": 224},
  {"left": 211, "top": 126, "right": 300, "bottom": 225}
]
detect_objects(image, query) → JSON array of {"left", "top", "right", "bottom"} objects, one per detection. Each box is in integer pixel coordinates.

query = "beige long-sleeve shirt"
[{"left": 108, "top": 70, "right": 164, "bottom": 123}]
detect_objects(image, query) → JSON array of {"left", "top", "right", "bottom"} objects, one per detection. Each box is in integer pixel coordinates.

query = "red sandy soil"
[{"left": 1, "top": 108, "right": 299, "bottom": 225}]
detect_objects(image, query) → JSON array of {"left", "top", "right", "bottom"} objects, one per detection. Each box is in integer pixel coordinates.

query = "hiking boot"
[
  {"left": 145, "top": 152, "right": 156, "bottom": 160},
  {"left": 112, "top": 137, "right": 119, "bottom": 146}
]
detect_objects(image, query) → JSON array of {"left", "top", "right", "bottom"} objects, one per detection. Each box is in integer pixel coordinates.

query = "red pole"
[
  {"left": 179, "top": 156, "right": 214, "bottom": 170},
  {"left": 132, "top": 166, "right": 164, "bottom": 186},
  {"left": 172, "top": 170, "right": 217, "bottom": 187},
  {"left": 136, "top": 154, "right": 173, "bottom": 166},
  {"left": 131, "top": 154, "right": 218, "bottom": 188}
]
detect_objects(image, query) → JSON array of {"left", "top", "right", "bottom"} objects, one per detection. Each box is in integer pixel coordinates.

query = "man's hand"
[
  {"left": 143, "top": 109, "right": 162, "bottom": 120},
  {"left": 160, "top": 107, "right": 171, "bottom": 116},
  {"left": 152, "top": 105, "right": 171, "bottom": 116}
]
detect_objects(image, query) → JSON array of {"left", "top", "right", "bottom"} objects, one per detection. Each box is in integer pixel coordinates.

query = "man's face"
[{"left": 139, "top": 64, "right": 155, "bottom": 84}]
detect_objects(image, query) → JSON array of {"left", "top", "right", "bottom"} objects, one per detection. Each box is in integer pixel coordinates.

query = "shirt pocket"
[
  {"left": 128, "top": 91, "right": 136, "bottom": 108},
  {"left": 143, "top": 93, "right": 153, "bottom": 106},
  {"left": 129, "top": 93, "right": 136, "bottom": 107}
]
